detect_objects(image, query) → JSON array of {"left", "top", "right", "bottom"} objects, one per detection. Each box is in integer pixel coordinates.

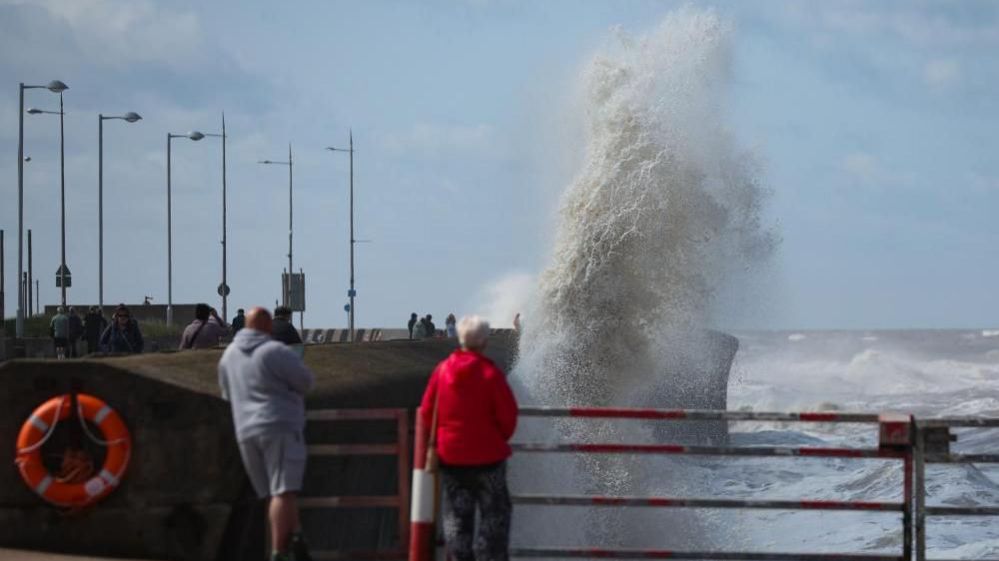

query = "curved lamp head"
[
  {"left": 123, "top": 112, "right": 142, "bottom": 123},
  {"left": 187, "top": 131, "right": 205, "bottom": 141},
  {"left": 26, "top": 108, "right": 43, "bottom": 115},
  {"left": 259, "top": 160, "right": 273, "bottom": 164},
  {"left": 46, "top": 80, "right": 68, "bottom": 93}
]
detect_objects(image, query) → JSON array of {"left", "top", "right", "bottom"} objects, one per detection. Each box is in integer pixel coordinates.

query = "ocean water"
[
  {"left": 509, "top": 329, "right": 999, "bottom": 557},
  {"left": 721, "top": 329, "right": 999, "bottom": 559}
]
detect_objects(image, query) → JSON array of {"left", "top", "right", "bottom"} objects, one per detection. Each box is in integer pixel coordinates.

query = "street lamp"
[
  {"left": 16, "top": 81, "right": 66, "bottom": 338},
  {"left": 214, "top": 114, "right": 229, "bottom": 324},
  {"left": 99, "top": 111, "right": 142, "bottom": 310},
  {"left": 258, "top": 145, "right": 295, "bottom": 325},
  {"left": 165, "top": 130, "right": 208, "bottom": 326},
  {"left": 27, "top": 90, "right": 70, "bottom": 307},
  {"left": 327, "top": 130, "right": 356, "bottom": 342},
  {"left": 184, "top": 121, "right": 228, "bottom": 322}
]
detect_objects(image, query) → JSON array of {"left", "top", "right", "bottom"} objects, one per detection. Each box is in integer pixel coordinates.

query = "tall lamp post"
[
  {"left": 326, "top": 131, "right": 356, "bottom": 342},
  {"left": 98, "top": 111, "right": 142, "bottom": 310},
  {"left": 165, "top": 130, "right": 206, "bottom": 325},
  {"left": 218, "top": 114, "right": 229, "bottom": 323},
  {"left": 165, "top": 128, "right": 225, "bottom": 326},
  {"left": 27, "top": 93, "right": 70, "bottom": 306},
  {"left": 258, "top": 145, "right": 295, "bottom": 323},
  {"left": 196, "top": 118, "right": 229, "bottom": 323},
  {"left": 17, "top": 80, "right": 67, "bottom": 337}
]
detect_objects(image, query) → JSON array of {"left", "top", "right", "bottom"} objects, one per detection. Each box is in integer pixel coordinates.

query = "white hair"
[{"left": 457, "top": 315, "right": 490, "bottom": 350}]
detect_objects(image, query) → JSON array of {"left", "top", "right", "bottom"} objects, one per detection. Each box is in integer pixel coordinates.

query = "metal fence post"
[
  {"left": 914, "top": 421, "right": 926, "bottom": 561},
  {"left": 879, "top": 413, "right": 914, "bottom": 561}
]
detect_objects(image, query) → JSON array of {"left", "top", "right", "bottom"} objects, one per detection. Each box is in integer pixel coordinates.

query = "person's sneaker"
[{"left": 290, "top": 532, "right": 313, "bottom": 561}]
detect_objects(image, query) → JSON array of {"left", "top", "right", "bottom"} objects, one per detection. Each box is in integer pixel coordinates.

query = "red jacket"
[{"left": 419, "top": 349, "right": 518, "bottom": 466}]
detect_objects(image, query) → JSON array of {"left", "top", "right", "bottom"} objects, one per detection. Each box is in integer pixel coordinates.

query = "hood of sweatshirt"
[{"left": 233, "top": 328, "right": 272, "bottom": 354}]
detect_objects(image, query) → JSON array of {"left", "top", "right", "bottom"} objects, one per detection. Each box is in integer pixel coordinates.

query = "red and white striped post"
[{"left": 409, "top": 408, "right": 435, "bottom": 561}]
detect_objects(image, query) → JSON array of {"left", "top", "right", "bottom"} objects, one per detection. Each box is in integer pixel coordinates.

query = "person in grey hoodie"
[{"left": 218, "top": 307, "right": 315, "bottom": 561}]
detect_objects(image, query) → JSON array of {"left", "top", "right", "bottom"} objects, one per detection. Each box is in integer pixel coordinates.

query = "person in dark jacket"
[
  {"left": 231, "top": 308, "right": 246, "bottom": 334},
  {"left": 99, "top": 304, "right": 144, "bottom": 354},
  {"left": 67, "top": 306, "right": 84, "bottom": 358},
  {"left": 408, "top": 312, "right": 418, "bottom": 340},
  {"left": 272, "top": 306, "right": 302, "bottom": 346},
  {"left": 83, "top": 306, "right": 108, "bottom": 355},
  {"left": 419, "top": 315, "right": 518, "bottom": 561}
]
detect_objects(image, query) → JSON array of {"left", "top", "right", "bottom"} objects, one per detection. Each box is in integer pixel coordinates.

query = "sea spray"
[
  {"left": 515, "top": 7, "right": 774, "bottom": 406},
  {"left": 509, "top": 7, "right": 775, "bottom": 550}
]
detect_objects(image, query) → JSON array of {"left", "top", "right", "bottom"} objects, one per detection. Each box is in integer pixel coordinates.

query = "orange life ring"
[{"left": 15, "top": 394, "right": 131, "bottom": 508}]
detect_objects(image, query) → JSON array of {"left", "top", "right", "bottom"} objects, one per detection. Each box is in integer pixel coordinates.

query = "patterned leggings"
[{"left": 440, "top": 461, "right": 512, "bottom": 561}]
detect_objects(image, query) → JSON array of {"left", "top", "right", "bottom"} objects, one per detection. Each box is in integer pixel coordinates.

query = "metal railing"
[
  {"left": 506, "top": 407, "right": 998, "bottom": 561},
  {"left": 305, "top": 408, "right": 411, "bottom": 560}
]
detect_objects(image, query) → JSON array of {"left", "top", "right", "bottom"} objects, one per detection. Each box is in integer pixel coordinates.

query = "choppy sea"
[{"left": 510, "top": 329, "right": 999, "bottom": 558}]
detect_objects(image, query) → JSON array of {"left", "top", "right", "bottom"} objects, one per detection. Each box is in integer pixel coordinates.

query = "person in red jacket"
[{"left": 419, "top": 315, "right": 518, "bottom": 561}]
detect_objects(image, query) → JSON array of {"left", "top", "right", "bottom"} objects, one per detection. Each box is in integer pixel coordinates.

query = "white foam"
[
  {"left": 514, "top": 6, "right": 775, "bottom": 406},
  {"left": 982, "top": 329, "right": 999, "bottom": 338},
  {"left": 788, "top": 333, "right": 806, "bottom": 342}
]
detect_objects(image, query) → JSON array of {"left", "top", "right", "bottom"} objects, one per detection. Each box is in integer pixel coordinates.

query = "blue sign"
[
  {"left": 343, "top": 304, "right": 351, "bottom": 312},
  {"left": 347, "top": 289, "right": 357, "bottom": 298}
]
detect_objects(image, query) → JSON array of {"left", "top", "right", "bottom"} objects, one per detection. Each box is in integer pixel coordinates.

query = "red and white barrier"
[{"left": 409, "top": 408, "right": 435, "bottom": 561}]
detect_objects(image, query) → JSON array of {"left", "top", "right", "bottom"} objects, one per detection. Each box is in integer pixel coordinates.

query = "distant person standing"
[
  {"left": 445, "top": 313, "right": 457, "bottom": 338},
  {"left": 272, "top": 306, "right": 303, "bottom": 346},
  {"left": 424, "top": 314, "right": 437, "bottom": 338},
  {"left": 231, "top": 308, "right": 246, "bottom": 334},
  {"left": 49, "top": 307, "right": 70, "bottom": 359},
  {"left": 408, "top": 312, "right": 418, "bottom": 340},
  {"left": 419, "top": 316, "right": 518, "bottom": 561},
  {"left": 413, "top": 315, "right": 428, "bottom": 339},
  {"left": 99, "top": 304, "right": 144, "bottom": 354},
  {"left": 83, "top": 306, "right": 108, "bottom": 355},
  {"left": 67, "top": 306, "right": 84, "bottom": 358},
  {"left": 218, "top": 307, "right": 315, "bottom": 561},
  {"left": 180, "top": 303, "right": 229, "bottom": 350}
]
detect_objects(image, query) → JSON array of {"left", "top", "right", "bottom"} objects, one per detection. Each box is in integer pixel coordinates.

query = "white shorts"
[{"left": 238, "top": 430, "right": 308, "bottom": 498}]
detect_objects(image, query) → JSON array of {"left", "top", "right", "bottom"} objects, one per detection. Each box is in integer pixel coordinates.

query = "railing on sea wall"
[
  {"left": 512, "top": 407, "right": 915, "bottom": 561},
  {"left": 304, "top": 408, "right": 411, "bottom": 561},
  {"left": 406, "top": 406, "right": 998, "bottom": 561}
]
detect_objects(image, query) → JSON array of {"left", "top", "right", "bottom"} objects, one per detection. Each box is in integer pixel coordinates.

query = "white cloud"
[
  {"left": 466, "top": 271, "right": 535, "bottom": 327},
  {"left": 379, "top": 123, "right": 497, "bottom": 159},
  {"left": 923, "top": 58, "right": 961, "bottom": 89},
  {"left": 1, "top": 0, "right": 203, "bottom": 68}
]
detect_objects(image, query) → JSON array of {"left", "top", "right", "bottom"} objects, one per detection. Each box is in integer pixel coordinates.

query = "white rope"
[
  {"left": 16, "top": 397, "right": 66, "bottom": 456},
  {"left": 77, "top": 401, "right": 128, "bottom": 448}
]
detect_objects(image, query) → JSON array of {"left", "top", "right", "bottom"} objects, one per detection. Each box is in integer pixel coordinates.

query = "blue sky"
[{"left": 0, "top": 0, "right": 997, "bottom": 330}]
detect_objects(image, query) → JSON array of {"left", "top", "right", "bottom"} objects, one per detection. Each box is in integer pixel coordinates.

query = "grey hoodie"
[{"left": 218, "top": 328, "right": 315, "bottom": 441}]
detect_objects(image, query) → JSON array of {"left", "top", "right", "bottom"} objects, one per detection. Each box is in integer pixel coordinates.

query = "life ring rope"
[
  {"left": 15, "top": 396, "right": 66, "bottom": 456},
  {"left": 75, "top": 402, "right": 129, "bottom": 448}
]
